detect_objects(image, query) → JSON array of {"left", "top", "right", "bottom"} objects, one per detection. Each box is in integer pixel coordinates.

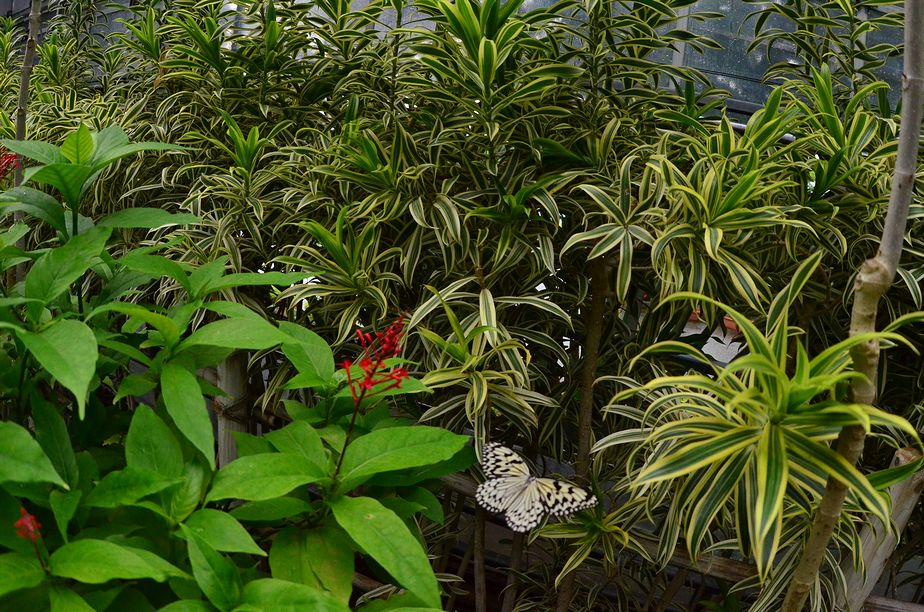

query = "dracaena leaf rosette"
[{"left": 595, "top": 252, "right": 921, "bottom": 580}]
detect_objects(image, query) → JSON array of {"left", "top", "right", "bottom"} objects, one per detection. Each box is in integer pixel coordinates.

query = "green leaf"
[
  {"left": 279, "top": 321, "right": 335, "bottom": 384},
  {"left": 88, "top": 302, "right": 181, "bottom": 348},
  {"left": 24, "top": 226, "right": 112, "bottom": 304},
  {"left": 26, "top": 163, "right": 94, "bottom": 209},
  {"left": 0, "top": 187, "right": 67, "bottom": 233},
  {"left": 114, "top": 374, "right": 157, "bottom": 404},
  {"left": 161, "top": 363, "right": 215, "bottom": 470},
  {"left": 19, "top": 320, "right": 98, "bottom": 419},
  {"left": 337, "top": 426, "right": 470, "bottom": 492},
  {"left": 182, "top": 509, "right": 266, "bottom": 556},
  {"left": 0, "top": 421, "right": 68, "bottom": 487},
  {"left": 49, "top": 585, "right": 95, "bottom": 612},
  {"left": 181, "top": 526, "right": 242, "bottom": 612},
  {"left": 50, "top": 539, "right": 188, "bottom": 583},
  {"left": 126, "top": 405, "right": 184, "bottom": 477},
  {"left": 61, "top": 124, "right": 96, "bottom": 164},
  {"left": 178, "top": 318, "right": 289, "bottom": 352},
  {"left": 98, "top": 208, "right": 200, "bottom": 229},
  {"left": 203, "top": 271, "right": 306, "bottom": 294},
  {"left": 85, "top": 466, "right": 181, "bottom": 508},
  {"left": 32, "top": 397, "right": 79, "bottom": 487},
  {"left": 331, "top": 496, "right": 440, "bottom": 609},
  {"left": 265, "top": 421, "right": 327, "bottom": 472},
  {"left": 49, "top": 489, "right": 82, "bottom": 542},
  {"left": 0, "top": 552, "right": 45, "bottom": 597},
  {"left": 269, "top": 526, "right": 354, "bottom": 605},
  {"left": 206, "top": 454, "right": 325, "bottom": 503},
  {"left": 237, "top": 579, "right": 349, "bottom": 612},
  {"left": 637, "top": 427, "right": 761, "bottom": 485},
  {"left": 0, "top": 139, "right": 65, "bottom": 165}
]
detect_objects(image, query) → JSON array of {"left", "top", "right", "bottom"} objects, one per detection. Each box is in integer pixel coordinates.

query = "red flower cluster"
[
  {"left": 342, "top": 315, "right": 409, "bottom": 402},
  {"left": 14, "top": 507, "right": 41, "bottom": 542},
  {"left": 0, "top": 151, "right": 19, "bottom": 181}
]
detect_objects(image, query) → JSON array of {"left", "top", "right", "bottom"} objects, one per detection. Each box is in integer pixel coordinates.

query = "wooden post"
[{"left": 838, "top": 448, "right": 924, "bottom": 612}]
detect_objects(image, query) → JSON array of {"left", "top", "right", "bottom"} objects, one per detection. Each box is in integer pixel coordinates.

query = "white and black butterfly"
[{"left": 475, "top": 442, "right": 598, "bottom": 532}]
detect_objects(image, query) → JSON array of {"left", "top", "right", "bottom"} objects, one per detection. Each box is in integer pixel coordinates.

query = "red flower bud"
[{"left": 14, "top": 507, "right": 41, "bottom": 542}]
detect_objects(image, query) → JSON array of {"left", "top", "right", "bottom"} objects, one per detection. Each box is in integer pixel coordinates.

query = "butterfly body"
[{"left": 476, "top": 443, "right": 597, "bottom": 532}]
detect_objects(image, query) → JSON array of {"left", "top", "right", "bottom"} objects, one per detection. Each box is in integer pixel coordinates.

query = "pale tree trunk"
[
  {"left": 781, "top": 2, "right": 924, "bottom": 609},
  {"left": 215, "top": 352, "right": 250, "bottom": 467},
  {"left": 9, "top": 0, "right": 41, "bottom": 286}
]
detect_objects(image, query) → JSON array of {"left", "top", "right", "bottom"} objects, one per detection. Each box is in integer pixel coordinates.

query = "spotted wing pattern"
[{"left": 475, "top": 443, "right": 598, "bottom": 532}]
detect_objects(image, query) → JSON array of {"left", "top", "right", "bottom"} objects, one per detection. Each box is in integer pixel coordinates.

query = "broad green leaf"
[
  {"left": 183, "top": 509, "right": 266, "bottom": 556},
  {"left": 85, "top": 467, "right": 180, "bottom": 508},
  {"left": 337, "top": 426, "right": 469, "bottom": 492},
  {"left": 269, "top": 525, "right": 354, "bottom": 604},
  {"left": 19, "top": 320, "right": 98, "bottom": 419},
  {"left": 206, "top": 454, "right": 325, "bottom": 503},
  {"left": 24, "top": 226, "right": 112, "bottom": 304},
  {"left": 0, "top": 552, "right": 45, "bottom": 597},
  {"left": 88, "top": 302, "right": 181, "bottom": 348},
  {"left": 331, "top": 496, "right": 440, "bottom": 609},
  {"left": 203, "top": 271, "right": 306, "bottom": 294},
  {"left": 98, "top": 208, "right": 200, "bottom": 229},
  {"left": 161, "top": 363, "right": 215, "bottom": 470},
  {"left": 0, "top": 186, "right": 67, "bottom": 233},
  {"left": 49, "top": 585, "right": 95, "bottom": 611},
  {"left": 279, "top": 321, "right": 335, "bottom": 383},
  {"left": 178, "top": 318, "right": 289, "bottom": 351},
  {"left": 237, "top": 579, "right": 348, "bottom": 612},
  {"left": 0, "top": 421, "right": 67, "bottom": 487},
  {"left": 181, "top": 526, "right": 242, "bottom": 612},
  {"left": 0, "top": 138, "right": 65, "bottom": 164},
  {"left": 126, "top": 405, "right": 184, "bottom": 477},
  {"left": 49, "top": 489, "right": 82, "bottom": 542},
  {"left": 50, "top": 539, "right": 188, "bottom": 583},
  {"left": 266, "top": 421, "right": 327, "bottom": 471},
  {"left": 25, "top": 163, "right": 94, "bottom": 209},
  {"left": 32, "top": 397, "right": 79, "bottom": 487},
  {"left": 61, "top": 124, "right": 95, "bottom": 164}
]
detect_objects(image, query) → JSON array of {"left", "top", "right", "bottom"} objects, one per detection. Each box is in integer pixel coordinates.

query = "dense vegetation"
[{"left": 0, "top": 0, "right": 921, "bottom": 610}]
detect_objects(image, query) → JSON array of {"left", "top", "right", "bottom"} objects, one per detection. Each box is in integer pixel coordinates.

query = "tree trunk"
[
  {"left": 215, "top": 352, "right": 250, "bottom": 467},
  {"left": 556, "top": 258, "right": 608, "bottom": 611},
  {"left": 8, "top": 0, "right": 41, "bottom": 287},
  {"left": 781, "top": 3, "right": 924, "bottom": 608}
]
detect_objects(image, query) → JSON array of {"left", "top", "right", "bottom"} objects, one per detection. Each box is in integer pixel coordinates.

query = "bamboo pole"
[{"left": 781, "top": 1, "right": 924, "bottom": 608}]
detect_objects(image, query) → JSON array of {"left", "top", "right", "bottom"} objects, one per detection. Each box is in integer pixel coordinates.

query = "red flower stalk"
[
  {"left": 0, "top": 151, "right": 19, "bottom": 182},
  {"left": 14, "top": 507, "right": 41, "bottom": 542},
  {"left": 342, "top": 315, "right": 409, "bottom": 403}
]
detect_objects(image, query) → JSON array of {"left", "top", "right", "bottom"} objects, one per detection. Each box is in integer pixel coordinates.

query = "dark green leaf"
[
  {"left": 269, "top": 526, "right": 353, "bottom": 604},
  {"left": 126, "top": 405, "right": 184, "bottom": 477},
  {"left": 24, "top": 226, "right": 111, "bottom": 305},
  {"left": 161, "top": 363, "right": 215, "bottom": 470},
  {"left": 85, "top": 466, "right": 180, "bottom": 508},
  {"left": 98, "top": 209, "right": 200, "bottom": 229},
  {"left": 0, "top": 552, "right": 45, "bottom": 597}
]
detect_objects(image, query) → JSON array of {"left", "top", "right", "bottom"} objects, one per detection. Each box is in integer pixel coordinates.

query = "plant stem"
[
  {"left": 9, "top": 0, "right": 42, "bottom": 287},
  {"left": 781, "top": 2, "right": 924, "bottom": 608},
  {"left": 556, "top": 258, "right": 608, "bottom": 610}
]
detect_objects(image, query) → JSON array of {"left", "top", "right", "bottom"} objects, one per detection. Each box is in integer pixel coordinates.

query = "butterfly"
[{"left": 475, "top": 442, "right": 598, "bottom": 532}]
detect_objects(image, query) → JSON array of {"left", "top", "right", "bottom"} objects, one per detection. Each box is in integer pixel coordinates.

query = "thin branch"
[{"left": 781, "top": 1, "right": 924, "bottom": 608}]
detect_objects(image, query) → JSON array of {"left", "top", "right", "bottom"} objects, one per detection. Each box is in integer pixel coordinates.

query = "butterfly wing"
[
  {"left": 480, "top": 443, "right": 530, "bottom": 479},
  {"left": 536, "top": 478, "right": 598, "bottom": 517},
  {"left": 476, "top": 477, "right": 547, "bottom": 532}
]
